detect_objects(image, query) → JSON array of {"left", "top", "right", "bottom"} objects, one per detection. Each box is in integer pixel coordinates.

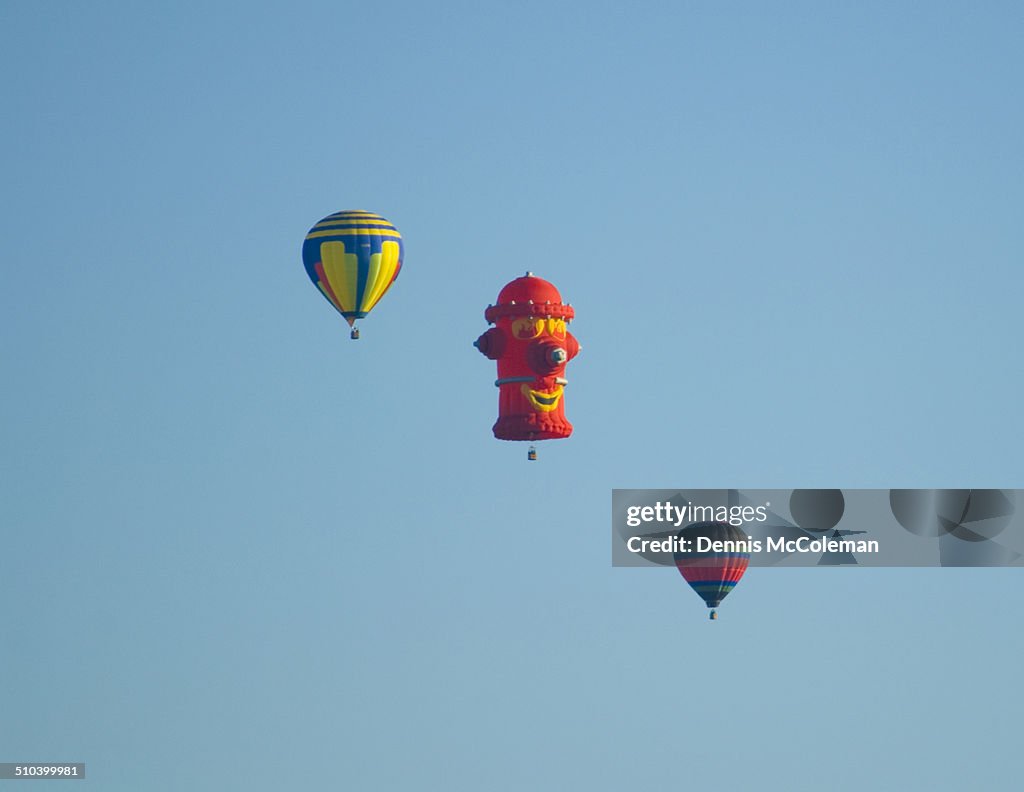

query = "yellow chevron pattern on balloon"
[
  {"left": 320, "top": 241, "right": 359, "bottom": 315},
  {"left": 359, "top": 240, "right": 402, "bottom": 314}
]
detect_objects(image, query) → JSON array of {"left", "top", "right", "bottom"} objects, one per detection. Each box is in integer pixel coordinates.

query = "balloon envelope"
[
  {"left": 302, "top": 210, "right": 404, "bottom": 326},
  {"left": 674, "top": 521, "right": 750, "bottom": 610}
]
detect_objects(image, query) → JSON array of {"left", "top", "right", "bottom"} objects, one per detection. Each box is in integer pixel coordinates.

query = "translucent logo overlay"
[{"left": 612, "top": 489, "right": 1022, "bottom": 567}]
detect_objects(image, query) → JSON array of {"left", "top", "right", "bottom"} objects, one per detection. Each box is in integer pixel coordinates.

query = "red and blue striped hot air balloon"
[
  {"left": 674, "top": 521, "right": 750, "bottom": 620},
  {"left": 302, "top": 210, "right": 404, "bottom": 339}
]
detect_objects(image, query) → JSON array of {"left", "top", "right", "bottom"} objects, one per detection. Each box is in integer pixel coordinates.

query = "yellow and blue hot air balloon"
[{"left": 302, "top": 210, "right": 404, "bottom": 339}]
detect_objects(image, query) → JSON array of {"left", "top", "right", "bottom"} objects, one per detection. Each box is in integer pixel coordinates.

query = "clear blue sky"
[{"left": 2, "top": 1, "right": 1022, "bottom": 789}]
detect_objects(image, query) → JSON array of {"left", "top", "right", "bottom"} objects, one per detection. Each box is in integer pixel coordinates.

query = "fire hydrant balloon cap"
[
  {"left": 485, "top": 273, "right": 574, "bottom": 323},
  {"left": 496, "top": 274, "right": 563, "bottom": 306}
]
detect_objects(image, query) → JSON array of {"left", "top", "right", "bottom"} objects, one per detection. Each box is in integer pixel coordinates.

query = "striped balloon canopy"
[
  {"left": 674, "top": 521, "right": 750, "bottom": 618},
  {"left": 302, "top": 210, "right": 404, "bottom": 328}
]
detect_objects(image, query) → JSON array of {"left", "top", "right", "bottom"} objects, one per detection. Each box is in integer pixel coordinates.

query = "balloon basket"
[
  {"left": 527, "top": 445, "right": 537, "bottom": 461},
  {"left": 709, "top": 610, "right": 718, "bottom": 621},
  {"left": 350, "top": 327, "right": 360, "bottom": 340}
]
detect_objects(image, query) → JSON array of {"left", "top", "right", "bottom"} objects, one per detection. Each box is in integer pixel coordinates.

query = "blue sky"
[{"left": 2, "top": 2, "right": 1022, "bottom": 789}]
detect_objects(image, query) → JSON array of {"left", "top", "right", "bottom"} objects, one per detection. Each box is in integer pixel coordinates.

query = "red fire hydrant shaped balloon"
[{"left": 474, "top": 272, "right": 581, "bottom": 442}]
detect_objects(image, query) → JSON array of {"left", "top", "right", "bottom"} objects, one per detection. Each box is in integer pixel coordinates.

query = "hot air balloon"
[
  {"left": 302, "top": 210, "right": 404, "bottom": 339},
  {"left": 473, "top": 273, "right": 581, "bottom": 459},
  {"left": 674, "top": 521, "right": 750, "bottom": 620}
]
